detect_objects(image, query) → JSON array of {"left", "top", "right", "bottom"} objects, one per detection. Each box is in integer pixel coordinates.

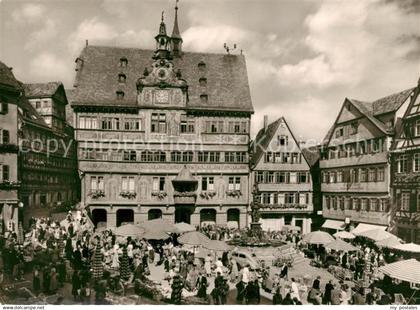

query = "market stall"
[{"left": 302, "top": 231, "right": 334, "bottom": 245}]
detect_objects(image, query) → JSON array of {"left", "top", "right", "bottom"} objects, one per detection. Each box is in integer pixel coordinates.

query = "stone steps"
[{"left": 291, "top": 253, "right": 306, "bottom": 266}]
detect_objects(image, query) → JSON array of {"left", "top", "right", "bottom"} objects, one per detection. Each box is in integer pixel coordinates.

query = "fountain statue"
[{"left": 249, "top": 183, "right": 263, "bottom": 239}]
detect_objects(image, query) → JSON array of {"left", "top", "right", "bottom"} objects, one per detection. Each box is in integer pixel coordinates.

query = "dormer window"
[
  {"left": 116, "top": 91, "right": 125, "bottom": 100},
  {"left": 199, "top": 77, "right": 207, "bottom": 87},
  {"left": 120, "top": 57, "right": 128, "bottom": 67},
  {"left": 75, "top": 57, "right": 84, "bottom": 71},
  {"left": 118, "top": 73, "right": 126, "bottom": 83},
  {"left": 200, "top": 94, "right": 208, "bottom": 103},
  {"left": 198, "top": 61, "right": 206, "bottom": 70}
]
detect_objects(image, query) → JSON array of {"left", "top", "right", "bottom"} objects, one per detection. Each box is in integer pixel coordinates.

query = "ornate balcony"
[
  {"left": 172, "top": 165, "right": 198, "bottom": 205},
  {"left": 174, "top": 191, "right": 197, "bottom": 204}
]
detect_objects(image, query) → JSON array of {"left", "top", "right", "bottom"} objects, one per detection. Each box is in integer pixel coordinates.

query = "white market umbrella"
[
  {"left": 302, "top": 231, "right": 335, "bottom": 245},
  {"left": 174, "top": 222, "right": 196, "bottom": 233},
  {"left": 393, "top": 243, "right": 420, "bottom": 253},
  {"left": 205, "top": 239, "right": 232, "bottom": 252},
  {"left": 178, "top": 231, "right": 211, "bottom": 246},
  {"left": 326, "top": 239, "right": 359, "bottom": 252},
  {"left": 113, "top": 224, "right": 146, "bottom": 238},
  {"left": 379, "top": 259, "right": 420, "bottom": 284},
  {"left": 375, "top": 237, "right": 402, "bottom": 249},
  {"left": 357, "top": 229, "right": 396, "bottom": 242},
  {"left": 333, "top": 231, "right": 356, "bottom": 240}
]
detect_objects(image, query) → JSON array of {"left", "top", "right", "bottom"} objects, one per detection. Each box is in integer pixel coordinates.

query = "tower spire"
[
  {"left": 154, "top": 10, "right": 171, "bottom": 59},
  {"left": 171, "top": 0, "right": 183, "bottom": 57}
]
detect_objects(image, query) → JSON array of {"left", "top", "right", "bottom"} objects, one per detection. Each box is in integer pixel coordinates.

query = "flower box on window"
[
  {"left": 89, "top": 190, "right": 105, "bottom": 199},
  {"left": 120, "top": 191, "right": 137, "bottom": 199},
  {"left": 199, "top": 191, "right": 216, "bottom": 200},
  {"left": 152, "top": 191, "right": 167, "bottom": 199},
  {"left": 226, "top": 190, "right": 242, "bottom": 198},
  {"left": 173, "top": 191, "right": 197, "bottom": 198},
  {"left": 0, "top": 143, "right": 19, "bottom": 153},
  {"left": 0, "top": 180, "right": 21, "bottom": 189}
]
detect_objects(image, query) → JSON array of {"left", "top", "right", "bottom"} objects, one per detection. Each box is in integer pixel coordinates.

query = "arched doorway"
[
  {"left": 200, "top": 209, "right": 216, "bottom": 226},
  {"left": 148, "top": 209, "right": 162, "bottom": 220},
  {"left": 116, "top": 209, "right": 134, "bottom": 227},
  {"left": 227, "top": 208, "right": 240, "bottom": 228},
  {"left": 91, "top": 209, "right": 107, "bottom": 227},
  {"left": 175, "top": 208, "right": 192, "bottom": 224}
]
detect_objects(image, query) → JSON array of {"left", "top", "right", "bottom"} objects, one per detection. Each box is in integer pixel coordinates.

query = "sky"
[{"left": 0, "top": 0, "right": 419, "bottom": 143}]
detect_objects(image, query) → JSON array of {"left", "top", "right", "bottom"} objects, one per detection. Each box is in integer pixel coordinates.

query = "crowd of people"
[{"left": 0, "top": 212, "right": 418, "bottom": 305}]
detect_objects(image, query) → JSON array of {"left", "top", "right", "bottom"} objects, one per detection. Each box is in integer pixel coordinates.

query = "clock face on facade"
[
  {"left": 157, "top": 68, "right": 169, "bottom": 81},
  {"left": 155, "top": 89, "right": 169, "bottom": 104}
]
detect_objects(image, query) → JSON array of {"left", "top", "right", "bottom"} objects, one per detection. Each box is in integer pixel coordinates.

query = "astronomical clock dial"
[
  {"left": 157, "top": 68, "right": 169, "bottom": 81},
  {"left": 155, "top": 89, "right": 169, "bottom": 104}
]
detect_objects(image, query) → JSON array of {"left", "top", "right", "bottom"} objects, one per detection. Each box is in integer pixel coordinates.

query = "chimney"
[{"left": 263, "top": 115, "right": 268, "bottom": 133}]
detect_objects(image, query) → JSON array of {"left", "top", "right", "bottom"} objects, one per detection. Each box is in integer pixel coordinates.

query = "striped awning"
[
  {"left": 379, "top": 259, "right": 420, "bottom": 284},
  {"left": 322, "top": 219, "right": 346, "bottom": 230}
]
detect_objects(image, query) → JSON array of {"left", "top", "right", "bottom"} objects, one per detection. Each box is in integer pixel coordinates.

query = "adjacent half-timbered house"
[
  {"left": 390, "top": 79, "right": 420, "bottom": 243},
  {"left": 320, "top": 88, "right": 414, "bottom": 231},
  {"left": 250, "top": 117, "right": 314, "bottom": 234}
]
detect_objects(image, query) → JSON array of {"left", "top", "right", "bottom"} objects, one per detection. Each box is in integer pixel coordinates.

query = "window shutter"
[
  {"left": 299, "top": 193, "right": 306, "bottom": 205},
  {"left": 278, "top": 193, "right": 285, "bottom": 204}
]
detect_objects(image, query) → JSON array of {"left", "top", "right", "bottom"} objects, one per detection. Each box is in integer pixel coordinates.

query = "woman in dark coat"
[
  {"left": 219, "top": 278, "right": 229, "bottom": 305},
  {"left": 73, "top": 247, "right": 83, "bottom": 270},
  {"left": 72, "top": 271, "right": 81, "bottom": 301},
  {"left": 273, "top": 287, "right": 283, "bottom": 305},
  {"left": 171, "top": 274, "right": 184, "bottom": 305},
  {"left": 43, "top": 267, "right": 51, "bottom": 294},
  {"left": 65, "top": 237, "right": 73, "bottom": 260},
  {"left": 196, "top": 274, "right": 208, "bottom": 299},
  {"left": 236, "top": 280, "right": 246, "bottom": 304},
  {"left": 280, "top": 263, "right": 289, "bottom": 279},
  {"left": 246, "top": 280, "right": 261, "bottom": 304},
  {"left": 57, "top": 259, "right": 66, "bottom": 287},
  {"left": 282, "top": 293, "right": 294, "bottom": 305}
]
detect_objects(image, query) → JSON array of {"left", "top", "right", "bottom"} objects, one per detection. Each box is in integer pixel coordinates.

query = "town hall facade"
[{"left": 70, "top": 7, "right": 253, "bottom": 229}]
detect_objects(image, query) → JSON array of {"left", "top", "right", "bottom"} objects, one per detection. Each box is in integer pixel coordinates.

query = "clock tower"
[
  {"left": 137, "top": 13, "right": 188, "bottom": 107},
  {"left": 154, "top": 11, "right": 172, "bottom": 60}
]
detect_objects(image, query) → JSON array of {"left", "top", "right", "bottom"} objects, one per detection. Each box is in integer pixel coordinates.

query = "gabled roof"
[
  {"left": 0, "top": 61, "right": 22, "bottom": 91},
  {"left": 347, "top": 98, "right": 388, "bottom": 133},
  {"left": 23, "top": 82, "right": 62, "bottom": 98},
  {"left": 302, "top": 146, "right": 320, "bottom": 167},
  {"left": 250, "top": 117, "right": 311, "bottom": 168},
  {"left": 391, "top": 82, "right": 420, "bottom": 150},
  {"left": 322, "top": 87, "right": 415, "bottom": 147},
  {"left": 65, "top": 88, "right": 75, "bottom": 126},
  {"left": 371, "top": 88, "right": 414, "bottom": 115},
  {"left": 17, "top": 96, "right": 48, "bottom": 128},
  {"left": 71, "top": 45, "right": 253, "bottom": 113},
  {"left": 250, "top": 118, "right": 282, "bottom": 167}
]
